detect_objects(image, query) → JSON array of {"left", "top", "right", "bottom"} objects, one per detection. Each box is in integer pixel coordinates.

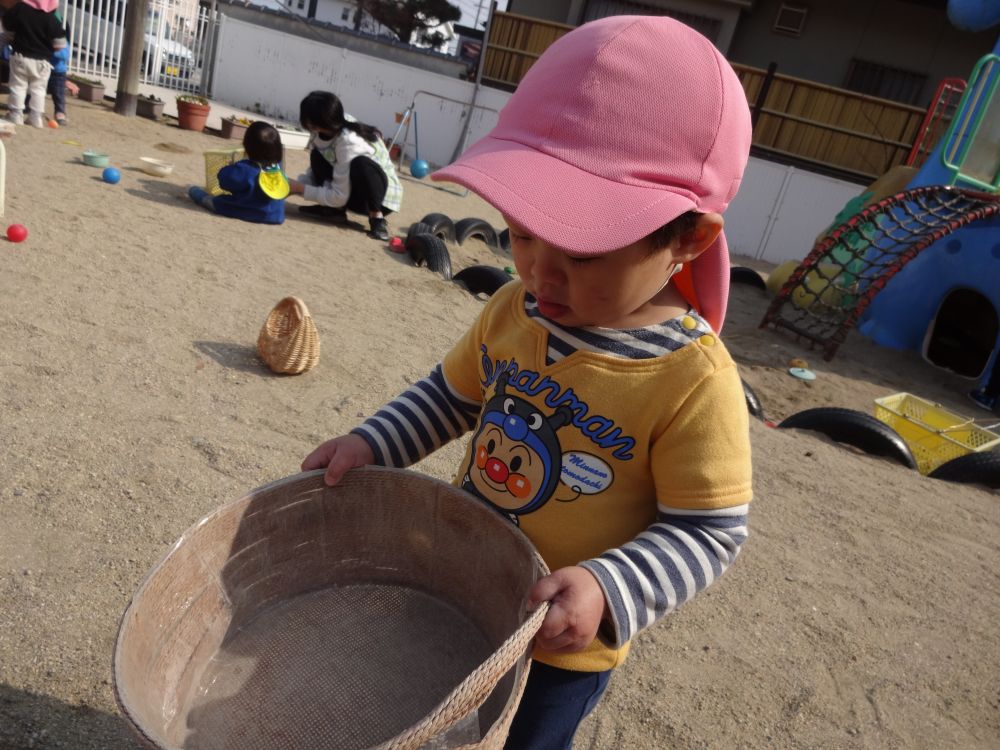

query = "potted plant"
[
  {"left": 176, "top": 94, "right": 211, "bottom": 132},
  {"left": 69, "top": 75, "right": 105, "bottom": 103},
  {"left": 221, "top": 115, "right": 253, "bottom": 140},
  {"left": 274, "top": 123, "right": 311, "bottom": 150},
  {"left": 136, "top": 94, "right": 164, "bottom": 121}
]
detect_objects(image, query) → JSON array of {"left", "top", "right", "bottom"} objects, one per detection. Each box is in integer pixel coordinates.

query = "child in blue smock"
[{"left": 188, "top": 121, "right": 287, "bottom": 225}]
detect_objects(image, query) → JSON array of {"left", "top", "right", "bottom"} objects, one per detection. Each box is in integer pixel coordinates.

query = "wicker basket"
[
  {"left": 257, "top": 296, "right": 320, "bottom": 374},
  {"left": 113, "top": 468, "right": 548, "bottom": 749},
  {"left": 204, "top": 148, "right": 245, "bottom": 196}
]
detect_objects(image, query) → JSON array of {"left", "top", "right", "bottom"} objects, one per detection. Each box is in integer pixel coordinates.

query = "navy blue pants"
[
  {"left": 503, "top": 662, "right": 612, "bottom": 750},
  {"left": 48, "top": 71, "right": 66, "bottom": 116},
  {"left": 308, "top": 149, "right": 389, "bottom": 215}
]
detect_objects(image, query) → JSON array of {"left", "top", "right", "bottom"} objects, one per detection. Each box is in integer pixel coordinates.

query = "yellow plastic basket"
[
  {"left": 204, "top": 148, "right": 245, "bottom": 196},
  {"left": 874, "top": 392, "right": 1000, "bottom": 474}
]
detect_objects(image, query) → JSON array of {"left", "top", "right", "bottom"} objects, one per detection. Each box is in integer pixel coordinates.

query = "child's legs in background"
[
  {"left": 6, "top": 53, "right": 32, "bottom": 123},
  {"left": 22, "top": 57, "right": 51, "bottom": 126},
  {"left": 48, "top": 71, "right": 67, "bottom": 120},
  {"left": 503, "top": 661, "right": 612, "bottom": 750},
  {"left": 344, "top": 156, "right": 389, "bottom": 216},
  {"left": 187, "top": 186, "right": 216, "bottom": 212}
]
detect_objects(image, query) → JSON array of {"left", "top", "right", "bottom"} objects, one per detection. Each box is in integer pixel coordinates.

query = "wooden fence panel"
[
  {"left": 480, "top": 14, "right": 928, "bottom": 180},
  {"left": 482, "top": 12, "right": 573, "bottom": 89},
  {"left": 734, "top": 64, "right": 925, "bottom": 180}
]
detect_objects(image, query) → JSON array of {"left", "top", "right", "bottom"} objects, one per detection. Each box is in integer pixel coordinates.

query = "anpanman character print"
[{"left": 461, "top": 371, "right": 577, "bottom": 520}]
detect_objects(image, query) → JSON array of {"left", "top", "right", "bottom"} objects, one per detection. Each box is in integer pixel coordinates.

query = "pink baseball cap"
[
  {"left": 23, "top": 0, "right": 59, "bottom": 11},
  {"left": 433, "top": 15, "right": 751, "bottom": 331}
]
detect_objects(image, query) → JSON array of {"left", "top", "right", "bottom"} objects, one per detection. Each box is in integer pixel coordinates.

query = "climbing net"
[{"left": 759, "top": 186, "right": 1000, "bottom": 360}]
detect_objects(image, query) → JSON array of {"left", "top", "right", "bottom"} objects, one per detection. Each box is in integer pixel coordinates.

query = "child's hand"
[
  {"left": 528, "top": 566, "right": 608, "bottom": 653},
  {"left": 287, "top": 179, "right": 305, "bottom": 195},
  {"left": 301, "top": 434, "right": 374, "bottom": 486}
]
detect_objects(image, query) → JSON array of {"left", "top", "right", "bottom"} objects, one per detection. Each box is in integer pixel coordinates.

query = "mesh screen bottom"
[{"left": 179, "top": 584, "right": 493, "bottom": 749}]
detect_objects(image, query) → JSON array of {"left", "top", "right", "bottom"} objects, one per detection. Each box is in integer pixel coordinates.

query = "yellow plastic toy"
[
  {"left": 767, "top": 260, "right": 848, "bottom": 310},
  {"left": 258, "top": 166, "right": 290, "bottom": 200}
]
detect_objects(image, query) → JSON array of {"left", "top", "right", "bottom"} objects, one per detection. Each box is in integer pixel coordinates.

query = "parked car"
[{"left": 64, "top": 0, "right": 197, "bottom": 85}]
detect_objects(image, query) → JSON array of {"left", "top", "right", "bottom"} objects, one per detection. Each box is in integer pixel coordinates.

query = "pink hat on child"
[
  {"left": 433, "top": 15, "right": 752, "bottom": 331},
  {"left": 23, "top": 0, "right": 59, "bottom": 12}
]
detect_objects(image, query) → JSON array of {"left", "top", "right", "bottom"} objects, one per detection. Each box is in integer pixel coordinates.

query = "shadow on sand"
[{"left": 0, "top": 683, "right": 136, "bottom": 749}]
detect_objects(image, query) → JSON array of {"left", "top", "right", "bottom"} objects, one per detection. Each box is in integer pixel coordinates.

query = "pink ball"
[{"left": 6, "top": 224, "right": 28, "bottom": 243}]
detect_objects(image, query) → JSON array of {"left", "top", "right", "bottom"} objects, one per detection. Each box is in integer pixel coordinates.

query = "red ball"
[{"left": 6, "top": 224, "right": 28, "bottom": 243}]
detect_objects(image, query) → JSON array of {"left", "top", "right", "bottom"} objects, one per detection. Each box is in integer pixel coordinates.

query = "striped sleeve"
[
  {"left": 579, "top": 503, "right": 749, "bottom": 647},
  {"left": 351, "top": 364, "right": 481, "bottom": 467}
]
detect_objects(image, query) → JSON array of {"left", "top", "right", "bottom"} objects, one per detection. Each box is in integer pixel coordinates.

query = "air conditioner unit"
[{"left": 773, "top": 3, "right": 808, "bottom": 35}]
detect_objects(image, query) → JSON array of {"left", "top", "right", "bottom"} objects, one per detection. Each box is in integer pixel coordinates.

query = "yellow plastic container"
[
  {"left": 874, "top": 392, "right": 1000, "bottom": 474},
  {"left": 203, "top": 148, "right": 245, "bottom": 196}
]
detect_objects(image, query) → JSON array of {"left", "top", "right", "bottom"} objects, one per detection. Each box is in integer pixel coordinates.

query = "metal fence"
[{"left": 59, "top": 0, "right": 218, "bottom": 94}]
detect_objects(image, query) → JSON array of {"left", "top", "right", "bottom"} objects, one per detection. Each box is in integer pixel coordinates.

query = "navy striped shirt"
[{"left": 353, "top": 297, "right": 749, "bottom": 647}]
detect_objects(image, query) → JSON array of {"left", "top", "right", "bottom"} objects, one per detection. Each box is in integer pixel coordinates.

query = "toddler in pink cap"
[{"left": 304, "top": 15, "right": 753, "bottom": 748}]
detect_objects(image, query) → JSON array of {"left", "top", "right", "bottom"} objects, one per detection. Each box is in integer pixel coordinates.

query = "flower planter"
[
  {"left": 220, "top": 118, "right": 249, "bottom": 140},
  {"left": 276, "top": 126, "right": 310, "bottom": 150},
  {"left": 75, "top": 80, "right": 106, "bottom": 103},
  {"left": 137, "top": 97, "right": 164, "bottom": 121},
  {"left": 177, "top": 99, "right": 211, "bottom": 132}
]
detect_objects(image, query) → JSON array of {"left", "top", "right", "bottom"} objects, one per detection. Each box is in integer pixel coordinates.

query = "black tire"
[
  {"left": 455, "top": 217, "right": 500, "bottom": 249},
  {"left": 418, "top": 212, "right": 457, "bottom": 243},
  {"left": 453, "top": 265, "right": 513, "bottom": 296},
  {"left": 406, "top": 233, "right": 453, "bottom": 280},
  {"left": 777, "top": 407, "right": 918, "bottom": 470},
  {"left": 741, "top": 379, "right": 765, "bottom": 421},
  {"left": 498, "top": 227, "right": 511, "bottom": 251},
  {"left": 406, "top": 222, "right": 434, "bottom": 243},
  {"left": 731, "top": 266, "right": 767, "bottom": 291},
  {"left": 928, "top": 450, "right": 1000, "bottom": 489}
]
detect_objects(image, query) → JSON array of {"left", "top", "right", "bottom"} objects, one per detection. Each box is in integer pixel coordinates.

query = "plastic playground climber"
[
  {"left": 759, "top": 186, "right": 1000, "bottom": 360},
  {"left": 761, "top": 0, "right": 1000, "bottom": 409}
]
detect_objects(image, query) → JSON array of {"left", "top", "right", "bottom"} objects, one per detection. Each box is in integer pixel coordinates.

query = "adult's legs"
[
  {"left": 344, "top": 156, "right": 389, "bottom": 215},
  {"left": 309, "top": 147, "right": 334, "bottom": 183},
  {"left": 503, "top": 662, "right": 612, "bottom": 750},
  {"left": 345, "top": 156, "right": 391, "bottom": 239}
]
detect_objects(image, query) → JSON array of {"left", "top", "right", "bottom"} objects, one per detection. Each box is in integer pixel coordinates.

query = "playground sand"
[{"left": 1, "top": 97, "right": 998, "bottom": 750}]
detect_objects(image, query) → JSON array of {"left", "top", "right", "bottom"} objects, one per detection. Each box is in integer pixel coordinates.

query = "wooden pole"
[
  {"left": 751, "top": 62, "right": 778, "bottom": 130},
  {"left": 450, "top": 1, "right": 496, "bottom": 163},
  {"left": 115, "top": 0, "right": 151, "bottom": 116}
]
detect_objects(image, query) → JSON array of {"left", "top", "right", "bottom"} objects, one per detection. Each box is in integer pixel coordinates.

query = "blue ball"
[
  {"left": 102, "top": 167, "right": 121, "bottom": 184},
  {"left": 410, "top": 159, "right": 431, "bottom": 179}
]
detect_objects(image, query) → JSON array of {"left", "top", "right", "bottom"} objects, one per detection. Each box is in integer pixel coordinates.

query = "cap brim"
[
  {"left": 433, "top": 135, "right": 731, "bottom": 331},
  {"left": 432, "top": 135, "right": 699, "bottom": 253}
]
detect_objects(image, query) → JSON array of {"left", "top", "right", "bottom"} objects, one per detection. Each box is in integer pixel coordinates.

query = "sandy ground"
[{"left": 1, "top": 96, "right": 998, "bottom": 750}]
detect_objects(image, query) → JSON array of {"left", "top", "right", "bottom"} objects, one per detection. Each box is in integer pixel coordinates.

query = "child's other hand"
[
  {"left": 287, "top": 179, "right": 305, "bottom": 195},
  {"left": 301, "top": 434, "right": 374, "bottom": 486},
  {"left": 528, "top": 566, "right": 607, "bottom": 653}
]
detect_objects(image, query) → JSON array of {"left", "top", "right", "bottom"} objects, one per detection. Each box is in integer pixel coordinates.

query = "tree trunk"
[{"left": 115, "top": 0, "right": 151, "bottom": 116}]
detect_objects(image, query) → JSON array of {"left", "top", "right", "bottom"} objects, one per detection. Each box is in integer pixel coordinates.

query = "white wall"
[
  {"left": 211, "top": 16, "right": 863, "bottom": 264},
  {"left": 725, "top": 159, "right": 863, "bottom": 264},
  {"left": 212, "top": 16, "right": 508, "bottom": 166}
]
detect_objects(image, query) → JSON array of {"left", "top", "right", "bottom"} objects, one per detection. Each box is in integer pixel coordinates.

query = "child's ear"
[{"left": 674, "top": 213, "right": 724, "bottom": 264}]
